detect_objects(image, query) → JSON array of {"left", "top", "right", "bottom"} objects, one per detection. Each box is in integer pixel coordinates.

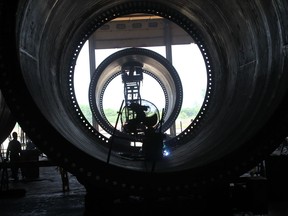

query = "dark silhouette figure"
[
  {"left": 142, "top": 127, "right": 164, "bottom": 172},
  {"left": 26, "top": 138, "right": 36, "bottom": 150},
  {"left": 6, "top": 132, "right": 22, "bottom": 180}
]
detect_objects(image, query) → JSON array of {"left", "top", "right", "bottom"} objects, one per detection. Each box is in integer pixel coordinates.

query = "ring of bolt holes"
[
  {"left": 94, "top": 70, "right": 169, "bottom": 134},
  {"left": 0, "top": 1, "right": 261, "bottom": 194},
  {"left": 69, "top": 2, "right": 213, "bottom": 144},
  {"left": 88, "top": 48, "right": 183, "bottom": 137},
  {"left": 65, "top": 1, "right": 215, "bottom": 192}
]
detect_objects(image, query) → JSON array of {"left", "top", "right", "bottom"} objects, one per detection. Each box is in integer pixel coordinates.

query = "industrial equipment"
[{"left": 0, "top": 0, "right": 288, "bottom": 214}]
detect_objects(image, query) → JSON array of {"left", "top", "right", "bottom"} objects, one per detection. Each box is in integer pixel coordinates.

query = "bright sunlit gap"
[{"left": 74, "top": 42, "right": 207, "bottom": 136}]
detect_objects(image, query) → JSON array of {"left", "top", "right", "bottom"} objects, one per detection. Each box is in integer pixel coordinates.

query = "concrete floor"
[
  {"left": 0, "top": 165, "right": 252, "bottom": 216},
  {"left": 0, "top": 160, "right": 282, "bottom": 216},
  {"left": 0, "top": 166, "right": 86, "bottom": 216}
]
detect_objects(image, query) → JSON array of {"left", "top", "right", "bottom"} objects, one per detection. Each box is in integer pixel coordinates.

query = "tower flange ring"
[{"left": 89, "top": 47, "right": 183, "bottom": 137}]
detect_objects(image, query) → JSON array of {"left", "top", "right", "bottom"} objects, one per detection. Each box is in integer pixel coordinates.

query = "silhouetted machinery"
[
  {"left": 88, "top": 48, "right": 182, "bottom": 164},
  {"left": 0, "top": 0, "right": 288, "bottom": 214}
]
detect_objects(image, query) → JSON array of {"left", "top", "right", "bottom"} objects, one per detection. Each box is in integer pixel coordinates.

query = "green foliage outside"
[
  {"left": 104, "top": 108, "right": 119, "bottom": 123},
  {"left": 177, "top": 107, "right": 199, "bottom": 120},
  {"left": 79, "top": 104, "right": 201, "bottom": 130},
  {"left": 79, "top": 105, "right": 119, "bottom": 124},
  {"left": 79, "top": 104, "right": 93, "bottom": 123}
]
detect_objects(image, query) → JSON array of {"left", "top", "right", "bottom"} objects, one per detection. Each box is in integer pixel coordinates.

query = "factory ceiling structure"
[{"left": 0, "top": 0, "right": 288, "bottom": 206}]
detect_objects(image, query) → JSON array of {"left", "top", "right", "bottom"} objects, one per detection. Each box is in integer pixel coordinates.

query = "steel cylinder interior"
[
  {"left": 0, "top": 0, "right": 288, "bottom": 193},
  {"left": 88, "top": 47, "right": 183, "bottom": 137}
]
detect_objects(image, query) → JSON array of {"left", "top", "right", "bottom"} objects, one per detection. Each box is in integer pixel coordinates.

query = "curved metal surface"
[
  {"left": 0, "top": 0, "right": 288, "bottom": 196},
  {"left": 0, "top": 91, "right": 16, "bottom": 145},
  {"left": 88, "top": 47, "right": 183, "bottom": 136}
]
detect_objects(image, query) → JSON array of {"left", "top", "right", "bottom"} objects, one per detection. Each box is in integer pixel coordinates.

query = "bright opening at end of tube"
[
  {"left": 7, "top": 0, "right": 288, "bottom": 189},
  {"left": 75, "top": 44, "right": 207, "bottom": 134},
  {"left": 72, "top": 14, "right": 209, "bottom": 166}
]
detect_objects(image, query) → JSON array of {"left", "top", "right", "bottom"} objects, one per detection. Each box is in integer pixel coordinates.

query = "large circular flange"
[
  {"left": 0, "top": 0, "right": 288, "bottom": 197},
  {"left": 88, "top": 47, "right": 183, "bottom": 136}
]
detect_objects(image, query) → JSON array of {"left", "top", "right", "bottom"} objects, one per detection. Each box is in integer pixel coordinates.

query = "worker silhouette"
[
  {"left": 26, "top": 137, "right": 36, "bottom": 150},
  {"left": 6, "top": 132, "right": 22, "bottom": 181},
  {"left": 142, "top": 126, "right": 164, "bottom": 172}
]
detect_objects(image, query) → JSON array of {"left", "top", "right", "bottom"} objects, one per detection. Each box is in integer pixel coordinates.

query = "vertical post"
[
  {"left": 164, "top": 20, "right": 177, "bottom": 136},
  {"left": 88, "top": 36, "right": 99, "bottom": 131},
  {"left": 107, "top": 100, "right": 124, "bottom": 164}
]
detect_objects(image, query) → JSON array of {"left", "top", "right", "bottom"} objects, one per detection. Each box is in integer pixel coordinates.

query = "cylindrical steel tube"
[{"left": 0, "top": 0, "right": 288, "bottom": 195}]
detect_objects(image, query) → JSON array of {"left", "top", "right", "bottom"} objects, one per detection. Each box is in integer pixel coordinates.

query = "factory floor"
[
  {"left": 0, "top": 157, "right": 286, "bottom": 216},
  {"left": 0, "top": 165, "right": 263, "bottom": 216},
  {"left": 0, "top": 165, "right": 86, "bottom": 216}
]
